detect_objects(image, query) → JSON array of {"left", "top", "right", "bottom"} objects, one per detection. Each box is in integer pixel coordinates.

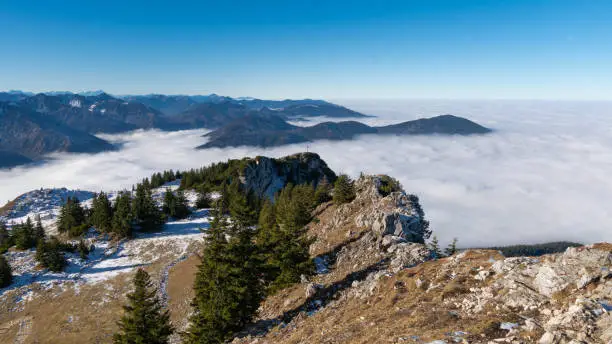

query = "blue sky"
[{"left": 1, "top": 0, "right": 611, "bottom": 99}]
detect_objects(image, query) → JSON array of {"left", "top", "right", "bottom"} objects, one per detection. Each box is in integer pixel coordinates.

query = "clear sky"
[{"left": 1, "top": 0, "right": 611, "bottom": 100}]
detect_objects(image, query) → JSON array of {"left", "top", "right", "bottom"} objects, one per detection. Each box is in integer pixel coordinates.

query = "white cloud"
[{"left": 1, "top": 99, "right": 611, "bottom": 247}]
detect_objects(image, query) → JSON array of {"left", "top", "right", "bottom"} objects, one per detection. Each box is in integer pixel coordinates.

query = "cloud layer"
[{"left": 1, "top": 99, "right": 611, "bottom": 247}]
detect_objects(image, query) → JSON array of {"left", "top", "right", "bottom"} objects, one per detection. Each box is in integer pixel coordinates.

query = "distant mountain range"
[
  {"left": 198, "top": 114, "right": 492, "bottom": 149},
  {"left": 0, "top": 90, "right": 491, "bottom": 169},
  {"left": 0, "top": 101, "right": 116, "bottom": 168}
]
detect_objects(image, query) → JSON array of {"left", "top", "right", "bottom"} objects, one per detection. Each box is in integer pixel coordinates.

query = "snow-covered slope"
[{"left": 0, "top": 182, "right": 208, "bottom": 311}]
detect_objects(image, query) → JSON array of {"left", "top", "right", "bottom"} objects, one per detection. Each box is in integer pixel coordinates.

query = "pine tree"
[
  {"left": 78, "top": 240, "right": 90, "bottom": 260},
  {"left": 113, "top": 269, "right": 173, "bottom": 344},
  {"left": 14, "top": 219, "right": 35, "bottom": 250},
  {"left": 217, "top": 182, "right": 230, "bottom": 215},
  {"left": 112, "top": 191, "right": 133, "bottom": 238},
  {"left": 0, "top": 221, "right": 12, "bottom": 251},
  {"left": 132, "top": 184, "right": 164, "bottom": 231},
  {"left": 162, "top": 188, "right": 176, "bottom": 217},
  {"left": 35, "top": 237, "right": 67, "bottom": 272},
  {"left": 184, "top": 203, "right": 263, "bottom": 344},
  {"left": 444, "top": 238, "right": 458, "bottom": 256},
  {"left": 195, "top": 189, "right": 212, "bottom": 209},
  {"left": 428, "top": 236, "right": 441, "bottom": 258},
  {"left": 163, "top": 189, "right": 190, "bottom": 220},
  {"left": 314, "top": 176, "right": 332, "bottom": 204},
  {"left": 257, "top": 184, "right": 314, "bottom": 291},
  {"left": 0, "top": 254, "right": 12, "bottom": 288},
  {"left": 57, "top": 197, "right": 86, "bottom": 233},
  {"left": 173, "top": 190, "right": 191, "bottom": 220},
  {"left": 34, "top": 215, "right": 45, "bottom": 243},
  {"left": 228, "top": 182, "right": 257, "bottom": 228},
  {"left": 92, "top": 192, "right": 113, "bottom": 232},
  {"left": 333, "top": 174, "right": 356, "bottom": 204}
]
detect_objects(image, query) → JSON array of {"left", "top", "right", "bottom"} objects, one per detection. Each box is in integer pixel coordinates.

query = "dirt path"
[
  {"left": 13, "top": 316, "right": 33, "bottom": 344},
  {"left": 158, "top": 254, "right": 190, "bottom": 307}
]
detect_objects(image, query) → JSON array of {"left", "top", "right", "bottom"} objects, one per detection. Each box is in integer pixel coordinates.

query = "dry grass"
[
  {"left": 0, "top": 246, "right": 204, "bottom": 344},
  {"left": 0, "top": 274, "right": 132, "bottom": 344},
  {"left": 167, "top": 254, "right": 200, "bottom": 329},
  {"left": 591, "top": 242, "right": 612, "bottom": 252},
  {"left": 244, "top": 250, "right": 519, "bottom": 344}
]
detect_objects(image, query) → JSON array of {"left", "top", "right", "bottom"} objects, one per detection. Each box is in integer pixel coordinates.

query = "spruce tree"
[
  {"left": 92, "top": 192, "right": 113, "bottom": 232},
  {"left": 14, "top": 219, "right": 35, "bottom": 250},
  {"left": 228, "top": 182, "right": 257, "bottom": 228},
  {"left": 333, "top": 174, "right": 356, "bottom": 204},
  {"left": 132, "top": 184, "right": 164, "bottom": 231},
  {"left": 184, "top": 202, "right": 263, "bottom": 344},
  {"left": 162, "top": 189, "right": 190, "bottom": 220},
  {"left": 444, "top": 238, "right": 458, "bottom": 256},
  {"left": 113, "top": 269, "right": 173, "bottom": 344},
  {"left": 162, "top": 189, "right": 176, "bottom": 218},
  {"left": 173, "top": 190, "right": 191, "bottom": 220},
  {"left": 258, "top": 184, "right": 314, "bottom": 291},
  {"left": 34, "top": 215, "right": 45, "bottom": 243},
  {"left": 0, "top": 254, "right": 12, "bottom": 288},
  {"left": 195, "top": 189, "right": 212, "bottom": 209},
  {"left": 0, "top": 221, "right": 12, "bottom": 251},
  {"left": 112, "top": 191, "right": 133, "bottom": 238},
  {"left": 314, "top": 176, "right": 332, "bottom": 204},
  {"left": 57, "top": 197, "right": 86, "bottom": 233},
  {"left": 35, "top": 237, "right": 66, "bottom": 272},
  {"left": 78, "top": 240, "right": 90, "bottom": 260},
  {"left": 428, "top": 236, "right": 442, "bottom": 258}
]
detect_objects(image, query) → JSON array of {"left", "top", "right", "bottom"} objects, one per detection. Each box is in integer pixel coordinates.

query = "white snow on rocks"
[{"left": 1, "top": 188, "right": 95, "bottom": 234}]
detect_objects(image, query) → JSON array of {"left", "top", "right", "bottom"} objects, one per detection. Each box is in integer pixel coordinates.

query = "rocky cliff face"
[{"left": 241, "top": 152, "right": 337, "bottom": 200}]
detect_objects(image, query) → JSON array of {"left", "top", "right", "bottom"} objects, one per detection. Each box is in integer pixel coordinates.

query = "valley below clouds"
[{"left": 1, "top": 99, "right": 611, "bottom": 247}]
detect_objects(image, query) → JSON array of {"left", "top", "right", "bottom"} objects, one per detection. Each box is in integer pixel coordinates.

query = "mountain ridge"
[
  {"left": 0, "top": 91, "right": 372, "bottom": 169},
  {"left": 198, "top": 114, "right": 492, "bottom": 149}
]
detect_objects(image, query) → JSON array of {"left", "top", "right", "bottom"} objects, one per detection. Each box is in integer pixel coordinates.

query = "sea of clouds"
[{"left": 1, "top": 99, "right": 611, "bottom": 247}]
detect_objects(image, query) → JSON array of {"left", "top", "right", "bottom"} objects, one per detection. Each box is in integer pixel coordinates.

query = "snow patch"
[{"left": 69, "top": 99, "right": 82, "bottom": 108}]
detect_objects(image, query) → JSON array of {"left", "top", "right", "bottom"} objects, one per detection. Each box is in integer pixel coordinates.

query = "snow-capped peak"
[{"left": 69, "top": 99, "right": 82, "bottom": 108}]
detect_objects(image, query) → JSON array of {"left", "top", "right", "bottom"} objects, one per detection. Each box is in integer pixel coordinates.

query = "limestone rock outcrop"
[{"left": 241, "top": 152, "right": 336, "bottom": 200}]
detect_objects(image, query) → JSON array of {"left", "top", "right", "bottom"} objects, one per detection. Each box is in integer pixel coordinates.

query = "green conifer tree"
[
  {"left": 92, "top": 192, "right": 113, "bottom": 232},
  {"left": 0, "top": 255, "right": 12, "bottom": 288},
  {"left": 162, "top": 188, "right": 176, "bottom": 218},
  {"left": 228, "top": 182, "right": 257, "bottom": 228},
  {"left": 35, "top": 237, "right": 66, "bottom": 272},
  {"left": 184, "top": 202, "right": 263, "bottom": 344},
  {"left": 57, "top": 197, "right": 86, "bottom": 233},
  {"left": 444, "top": 238, "right": 458, "bottom": 256},
  {"left": 113, "top": 269, "right": 173, "bottom": 344},
  {"left": 333, "top": 174, "right": 356, "bottom": 204},
  {"left": 14, "top": 219, "right": 36, "bottom": 250},
  {"left": 34, "top": 215, "right": 45, "bottom": 243},
  {"left": 78, "top": 240, "right": 90, "bottom": 260},
  {"left": 132, "top": 184, "right": 164, "bottom": 231},
  {"left": 314, "top": 176, "right": 332, "bottom": 204},
  {"left": 428, "top": 236, "right": 442, "bottom": 258},
  {"left": 195, "top": 189, "right": 212, "bottom": 209},
  {"left": 112, "top": 191, "right": 133, "bottom": 238},
  {"left": 173, "top": 189, "right": 191, "bottom": 220},
  {"left": 0, "top": 221, "right": 13, "bottom": 251},
  {"left": 258, "top": 184, "right": 315, "bottom": 291}
]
